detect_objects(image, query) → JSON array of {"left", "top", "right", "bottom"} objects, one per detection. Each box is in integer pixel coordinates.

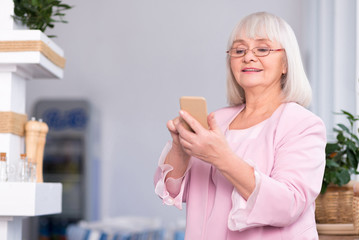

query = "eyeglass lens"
[{"left": 229, "top": 48, "right": 271, "bottom": 57}]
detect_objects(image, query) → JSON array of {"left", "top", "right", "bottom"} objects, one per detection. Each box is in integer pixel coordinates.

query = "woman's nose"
[{"left": 243, "top": 49, "right": 258, "bottom": 62}]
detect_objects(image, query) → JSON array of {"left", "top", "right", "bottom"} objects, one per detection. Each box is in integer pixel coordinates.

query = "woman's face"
[{"left": 230, "top": 37, "right": 287, "bottom": 93}]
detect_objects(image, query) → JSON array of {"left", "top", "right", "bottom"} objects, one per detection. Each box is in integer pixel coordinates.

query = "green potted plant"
[
  {"left": 12, "top": 0, "right": 72, "bottom": 37},
  {"left": 316, "top": 110, "right": 359, "bottom": 234},
  {"left": 321, "top": 110, "right": 359, "bottom": 194}
]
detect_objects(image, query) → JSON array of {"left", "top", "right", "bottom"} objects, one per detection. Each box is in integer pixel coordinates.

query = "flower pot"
[{"left": 315, "top": 181, "right": 359, "bottom": 235}]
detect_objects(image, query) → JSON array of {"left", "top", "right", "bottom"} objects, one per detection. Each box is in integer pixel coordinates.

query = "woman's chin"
[{"left": 237, "top": 80, "right": 263, "bottom": 89}]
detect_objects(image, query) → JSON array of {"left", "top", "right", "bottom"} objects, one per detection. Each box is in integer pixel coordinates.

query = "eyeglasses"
[{"left": 226, "top": 47, "right": 285, "bottom": 58}]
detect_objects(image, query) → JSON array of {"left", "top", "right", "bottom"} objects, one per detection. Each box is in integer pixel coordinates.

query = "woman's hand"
[
  {"left": 167, "top": 117, "right": 190, "bottom": 159},
  {"left": 173, "top": 111, "right": 256, "bottom": 199},
  {"left": 167, "top": 117, "right": 180, "bottom": 145},
  {"left": 176, "top": 110, "right": 233, "bottom": 167},
  {"left": 164, "top": 117, "right": 191, "bottom": 179}
]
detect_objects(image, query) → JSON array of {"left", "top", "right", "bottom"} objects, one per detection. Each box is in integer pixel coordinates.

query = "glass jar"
[
  {"left": 28, "top": 161, "right": 37, "bottom": 183},
  {"left": 17, "top": 154, "right": 29, "bottom": 182},
  {"left": 0, "top": 153, "right": 8, "bottom": 182}
]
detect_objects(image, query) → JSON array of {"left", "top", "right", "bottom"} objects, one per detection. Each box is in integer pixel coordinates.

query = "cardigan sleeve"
[
  {"left": 227, "top": 115, "right": 326, "bottom": 231},
  {"left": 153, "top": 141, "right": 192, "bottom": 210}
]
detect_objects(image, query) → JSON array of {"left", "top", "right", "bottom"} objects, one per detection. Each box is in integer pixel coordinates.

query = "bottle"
[
  {"left": 25, "top": 117, "right": 41, "bottom": 168},
  {"left": 0, "top": 153, "right": 8, "bottom": 182},
  {"left": 17, "top": 153, "right": 28, "bottom": 182},
  {"left": 7, "top": 159, "right": 16, "bottom": 182},
  {"left": 36, "top": 119, "right": 48, "bottom": 183},
  {"left": 25, "top": 117, "right": 41, "bottom": 183},
  {"left": 28, "top": 161, "right": 37, "bottom": 183}
]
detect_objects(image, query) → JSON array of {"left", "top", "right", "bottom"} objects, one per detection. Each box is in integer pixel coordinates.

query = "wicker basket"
[{"left": 315, "top": 182, "right": 359, "bottom": 234}]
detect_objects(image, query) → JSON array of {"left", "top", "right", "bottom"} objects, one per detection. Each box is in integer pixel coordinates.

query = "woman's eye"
[
  {"left": 235, "top": 49, "right": 246, "bottom": 54},
  {"left": 257, "top": 48, "right": 270, "bottom": 53}
]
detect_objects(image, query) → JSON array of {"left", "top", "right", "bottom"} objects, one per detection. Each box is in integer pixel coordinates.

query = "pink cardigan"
[{"left": 154, "top": 102, "right": 326, "bottom": 240}]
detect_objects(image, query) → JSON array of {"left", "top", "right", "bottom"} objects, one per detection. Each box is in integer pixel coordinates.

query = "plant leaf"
[
  {"left": 326, "top": 158, "right": 340, "bottom": 167},
  {"left": 341, "top": 110, "right": 356, "bottom": 121},
  {"left": 337, "top": 124, "right": 351, "bottom": 134},
  {"left": 326, "top": 143, "right": 340, "bottom": 154},
  {"left": 336, "top": 132, "right": 345, "bottom": 144},
  {"left": 347, "top": 149, "right": 358, "bottom": 171},
  {"left": 337, "top": 169, "right": 351, "bottom": 186},
  {"left": 12, "top": 0, "right": 72, "bottom": 36}
]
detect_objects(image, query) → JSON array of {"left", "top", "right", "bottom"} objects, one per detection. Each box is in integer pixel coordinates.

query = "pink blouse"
[{"left": 154, "top": 102, "right": 326, "bottom": 240}]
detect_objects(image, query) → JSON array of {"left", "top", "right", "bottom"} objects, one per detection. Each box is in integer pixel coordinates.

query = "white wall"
[
  {"left": 26, "top": 0, "right": 308, "bottom": 224},
  {"left": 303, "top": 0, "right": 357, "bottom": 141}
]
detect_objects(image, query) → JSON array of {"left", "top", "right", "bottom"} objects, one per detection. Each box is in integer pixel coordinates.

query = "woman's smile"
[{"left": 241, "top": 67, "right": 263, "bottom": 73}]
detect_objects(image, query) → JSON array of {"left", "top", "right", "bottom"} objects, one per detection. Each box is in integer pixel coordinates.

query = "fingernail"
[{"left": 179, "top": 110, "right": 185, "bottom": 115}]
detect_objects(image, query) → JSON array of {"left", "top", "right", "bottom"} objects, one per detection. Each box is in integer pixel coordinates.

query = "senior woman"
[{"left": 154, "top": 12, "right": 326, "bottom": 240}]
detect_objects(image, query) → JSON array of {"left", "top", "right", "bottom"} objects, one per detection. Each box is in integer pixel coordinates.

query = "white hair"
[{"left": 226, "top": 12, "right": 312, "bottom": 107}]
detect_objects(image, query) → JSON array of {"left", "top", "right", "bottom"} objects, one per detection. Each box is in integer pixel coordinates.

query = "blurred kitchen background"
[{"left": 21, "top": 0, "right": 357, "bottom": 239}]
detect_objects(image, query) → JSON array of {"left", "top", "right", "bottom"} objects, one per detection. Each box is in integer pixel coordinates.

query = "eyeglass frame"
[{"left": 226, "top": 47, "right": 285, "bottom": 58}]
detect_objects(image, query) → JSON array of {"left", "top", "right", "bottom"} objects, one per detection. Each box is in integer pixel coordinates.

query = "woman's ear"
[
  {"left": 282, "top": 56, "right": 288, "bottom": 74},
  {"left": 282, "top": 67, "right": 287, "bottom": 75}
]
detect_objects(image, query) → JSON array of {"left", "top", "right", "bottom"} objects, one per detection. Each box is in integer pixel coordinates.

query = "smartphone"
[{"left": 180, "top": 96, "right": 209, "bottom": 131}]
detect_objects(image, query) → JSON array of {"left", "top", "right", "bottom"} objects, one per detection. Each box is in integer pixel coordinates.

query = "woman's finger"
[
  {"left": 179, "top": 137, "right": 193, "bottom": 155},
  {"left": 179, "top": 135, "right": 192, "bottom": 148},
  {"left": 167, "top": 119, "right": 178, "bottom": 133},
  {"left": 176, "top": 119, "right": 196, "bottom": 143},
  {"left": 179, "top": 110, "right": 204, "bottom": 134},
  {"left": 173, "top": 116, "right": 180, "bottom": 125}
]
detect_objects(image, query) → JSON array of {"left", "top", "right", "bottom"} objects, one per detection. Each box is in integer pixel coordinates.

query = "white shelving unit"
[
  {"left": 0, "top": 1, "right": 65, "bottom": 239},
  {"left": 0, "top": 30, "right": 64, "bottom": 79},
  {"left": 0, "top": 183, "right": 62, "bottom": 239}
]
